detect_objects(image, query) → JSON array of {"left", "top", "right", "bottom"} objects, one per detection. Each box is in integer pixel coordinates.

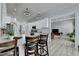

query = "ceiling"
[{"left": 6, "top": 3, "right": 79, "bottom": 22}]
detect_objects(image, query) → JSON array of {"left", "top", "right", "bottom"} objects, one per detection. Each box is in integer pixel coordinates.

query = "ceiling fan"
[{"left": 24, "top": 8, "right": 31, "bottom": 16}]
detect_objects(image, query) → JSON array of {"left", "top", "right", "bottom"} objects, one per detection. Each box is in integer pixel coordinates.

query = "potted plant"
[
  {"left": 67, "top": 32, "right": 75, "bottom": 42},
  {"left": 6, "top": 32, "right": 14, "bottom": 39}
]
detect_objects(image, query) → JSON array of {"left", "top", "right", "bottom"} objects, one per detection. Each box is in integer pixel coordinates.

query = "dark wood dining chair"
[
  {"left": 38, "top": 34, "right": 49, "bottom": 56},
  {"left": 25, "top": 36, "right": 39, "bottom": 56},
  {"left": 0, "top": 39, "right": 18, "bottom": 56}
]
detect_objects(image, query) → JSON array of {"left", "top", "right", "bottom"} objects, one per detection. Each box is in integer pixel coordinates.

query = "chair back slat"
[
  {"left": 26, "top": 36, "right": 39, "bottom": 43},
  {"left": 40, "top": 34, "right": 48, "bottom": 41}
]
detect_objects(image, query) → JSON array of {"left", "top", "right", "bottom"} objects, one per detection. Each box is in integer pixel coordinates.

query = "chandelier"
[{"left": 24, "top": 8, "right": 31, "bottom": 16}]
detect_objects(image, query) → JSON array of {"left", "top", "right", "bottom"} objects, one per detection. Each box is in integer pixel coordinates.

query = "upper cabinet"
[
  {"left": 0, "top": 3, "right": 2, "bottom": 27},
  {"left": 0, "top": 3, "right": 11, "bottom": 27}
]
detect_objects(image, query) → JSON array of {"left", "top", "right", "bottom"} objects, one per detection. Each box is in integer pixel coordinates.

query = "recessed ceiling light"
[
  {"left": 36, "top": 12, "right": 41, "bottom": 17},
  {"left": 13, "top": 8, "right": 16, "bottom": 12}
]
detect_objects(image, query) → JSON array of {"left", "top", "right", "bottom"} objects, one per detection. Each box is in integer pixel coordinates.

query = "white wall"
[
  {"left": 27, "top": 18, "right": 48, "bottom": 33},
  {"left": 51, "top": 19, "right": 74, "bottom": 34},
  {"left": 75, "top": 11, "right": 79, "bottom": 49},
  {"left": 14, "top": 20, "right": 28, "bottom": 36}
]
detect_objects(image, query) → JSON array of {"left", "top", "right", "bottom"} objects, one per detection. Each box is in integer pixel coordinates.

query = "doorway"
[{"left": 49, "top": 14, "right": 79, "bottom": 56}]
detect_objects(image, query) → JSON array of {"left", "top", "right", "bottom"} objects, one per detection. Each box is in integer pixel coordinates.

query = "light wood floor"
[{"left": 49, "top": 36, "right": 79, "bottom": 56}]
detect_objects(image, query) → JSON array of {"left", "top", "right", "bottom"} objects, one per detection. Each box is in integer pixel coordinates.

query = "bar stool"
[
  {"left": 38, "top": 34, "right": 49, "bottom": 56},
  {"left": 25, "top": 36, "right": 39, "bottom": 56}
]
